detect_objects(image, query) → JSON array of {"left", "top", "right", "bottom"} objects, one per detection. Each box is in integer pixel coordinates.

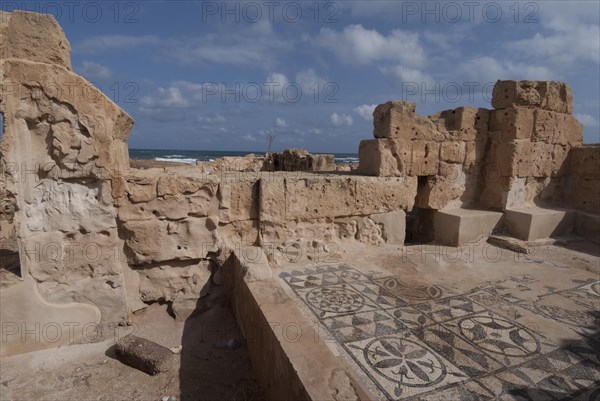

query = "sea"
[{"left": 129, "top": 149, "right": 359, "bottom": 165}]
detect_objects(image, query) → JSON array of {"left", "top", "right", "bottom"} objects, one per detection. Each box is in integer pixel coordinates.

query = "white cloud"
[
  {"left": 458, "top": 56, "right": 553, "bottom": 83},
  {"left": 79, "top": 61, "right": 112, "bottom": 80},
  {"left": 380, "top": 66, "right": 434, "bottom": 86},
  {"left": 353, "top": 104, "right": 377, "bottom": 121},
  {"left": 265, "top": 72, "right": 289, "bottom": 103},
  {"left": 75, "top": 35, "right": 161, "bottom": 53},
  {"left": 197, "top": 113, "right": 226, "bottom": 124},
  {"left": 575, "top": 113, "right": 600, "bottom": 127},
  {"left": 140, "top": 86, "right": 189, "bottom": 110},
  {"left": 75, "top": 23, "right": 290, "bottom": 68},
  {"left": 506, "top": 2, "right": 600, "bottom": 66},
  {"left": 330, "top": 113, "right": 353, "bottom": 126},
  {"left": 242, "top": 134, "right": 258, "bottom": 142},
  {"left": 507, "top": 26, "right": 600, "bottom": 65},
  {"left": 275, "top": 117, "right": 287, "bottom": 127},
  {"left": 314, "top": 24, "right": 426, "bottom": 67},
  {"left": 295, "top": 69, "right": 328, "bottom": 92}
]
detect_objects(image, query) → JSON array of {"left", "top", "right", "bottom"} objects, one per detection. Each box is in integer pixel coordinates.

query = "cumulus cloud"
[
  {"left": 458, "top": 56, "right": 553, "bottom": 83},
  {"left": 506, "top": 2, "right": 600, "bottom": 66},
  {"left": 380, "top": 66, "right": 434, "bottom": 86},
  {"left": 353, "top": 104, "right": 377, "bottom": 121},
  {"left": 78, "top": 61, "right": 112, "bottom": 80},
  {"left": 330, "top": 113, "right": 353, "bottom": 126},
  {"left": 197, "top": 113, "right": 226, "bottom": 124},
  {"left": 275, "top": 117, "right": 287, "bottom": 127},
  {"left": 575, "top": 113, "right": 600, "bottom": 127},
  {"left": 314, "top": 24, "right": 426, "bottom": 67},
  {"left": 140, "top": 86, "right": 189, "bottom": 110}
]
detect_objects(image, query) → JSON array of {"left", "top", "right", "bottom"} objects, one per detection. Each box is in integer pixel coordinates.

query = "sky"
[{"left": 3, "top": 0, "right": 600, "bottom": 153}]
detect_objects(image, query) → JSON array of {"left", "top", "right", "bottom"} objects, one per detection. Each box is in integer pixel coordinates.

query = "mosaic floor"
[{"left": 280, "top": 265, "right": 600, "bottom": 401}]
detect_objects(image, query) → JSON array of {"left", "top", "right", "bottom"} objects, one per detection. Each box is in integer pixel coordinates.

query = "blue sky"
[{"left": 4, "top": 1, "right": 600, "bottom": 152}]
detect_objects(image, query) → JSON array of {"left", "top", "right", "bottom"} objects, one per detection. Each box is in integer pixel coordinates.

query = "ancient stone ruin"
[{"left": 0, "top": 10, "right": 598, "bottom": 401}]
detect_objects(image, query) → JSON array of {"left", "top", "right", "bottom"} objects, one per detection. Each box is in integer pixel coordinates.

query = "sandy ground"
[{"left": 0, "top": 290, "right": 264, "bottom": 401}]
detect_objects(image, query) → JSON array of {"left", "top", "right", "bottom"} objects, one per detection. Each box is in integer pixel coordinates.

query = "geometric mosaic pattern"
[{"left": 280, "top": 265, "right": 600, "bottom": 400}]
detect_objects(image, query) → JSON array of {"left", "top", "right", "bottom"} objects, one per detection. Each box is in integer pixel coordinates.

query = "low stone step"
[
  {"left": 434, "top": 208, "right": 503, "bottom": 246},
  {"left": 503, "top": 207, "right": 575, "bottom": 241}
]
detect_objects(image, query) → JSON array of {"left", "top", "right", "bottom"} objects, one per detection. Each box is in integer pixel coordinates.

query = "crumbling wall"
[
  {"left": 359, "top": 80, "right": 587, "bottom": 214},
  {"left": 116, "top": 168, "right": 414, "bottom": 311},
  {"left": 567, "top": 146, "right": 600, "bottom": 214},
  {"left": 479, "top": 81, "right": 582, "bottom": 209},
  {"left": 0, "top": 10, "right": 133, "bottom": 329},
  {"left": 359, "top": 101, "right": 490, "bottom": 210}
]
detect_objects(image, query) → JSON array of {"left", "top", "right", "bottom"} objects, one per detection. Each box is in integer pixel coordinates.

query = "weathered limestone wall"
[
  {"left": 1, "top": 11, "right": 134, "bottom": 332},
  {"left": 359, "top": 101, "right": 490, "bottom": 210},
  {"left": 567, "top": 146, "right": 600, "bottom": 214},
  {"left": 116, "top": 169, "right": 414, "bottom": 312},
  {"left": 359, "top": 80, "right": 589, "bottom": 214},
  {"left": 480, "top": 81, "right": 582, "bottom": 209}
]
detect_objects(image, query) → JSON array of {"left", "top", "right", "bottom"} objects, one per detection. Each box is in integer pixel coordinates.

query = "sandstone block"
[
  {"left": 122, "top": 218, "right": 216, "bottom": 265},
  {"left": 569, "top": 146, "right": 600, "bottom": 175},
  {"left": 354, "top": 176, "right": 417, "bottom": 214},
  {"left": 492, "top": 80, "right": 573, "bottom": 114},
  {"left": 440, "top": 107, "right": 489, "bottom": 140},
  {"left": 489, "top": 107, "right": 534, "bottom": 140},
  {"left": 137, "top": 261, "right": 211, "bottom": 302},
  {"left": 440, "top": 141, "right": 466, "bottom": 163},
  {"left": 358, "top": 139, "right": 411, "bottom": 177},
  {"left": 532, "top": 110, "right": 583, "bottom": 145},
  {"left": 411, "top": 141, "right": 439, "bottom": 175},
  {"left": 569, "top": 176, "right": 600, "bottom": 214},
  {"left": 218, "top": 179, "right": 259, "bottom": 222},
  {"left": 416, "top": 176, "right": 465, "bottom": 210},
  {"left": 370, "top": 210, "right": 406, "bottom": 244},
  {"left": 0, "top": 10, "right": 72, "bottom": 69},
  {"left": 373, "top": 101, "right": 445, "bottom": 141},
  {"left": 115, "top": 335, "right": 173, "bottom": 375}
]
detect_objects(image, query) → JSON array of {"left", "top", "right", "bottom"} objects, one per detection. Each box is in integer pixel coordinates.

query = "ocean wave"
[
  {"left": 335, "top": 157, "right": 359, "bottom": 163},
  {"left": 154, "top": 157, "right": 197, "bottom": 164}
]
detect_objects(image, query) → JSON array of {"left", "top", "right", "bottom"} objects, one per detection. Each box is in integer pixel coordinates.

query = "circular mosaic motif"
[
  {"left": 458, "top": 315, "right": 540, "bottom": 357},
  {"left": 380, "top": 278, "right": 443, "bottom": 301},
  {"left": 305, "top": 285, "right": 365, "bottom": 314},
  {"left": 338, "top": 270, "right": 363, "bottom": 281},
  {"left": 363, "top": 336, "right": 447, "bottom": 387}
]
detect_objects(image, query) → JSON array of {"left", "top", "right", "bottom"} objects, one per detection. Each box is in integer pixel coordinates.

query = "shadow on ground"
[
  {"left": 507, "top": 311, "right": 600, "bottom": 401},
  {"left": 179, "top": 271, "right": 264, "bottom": 401}
]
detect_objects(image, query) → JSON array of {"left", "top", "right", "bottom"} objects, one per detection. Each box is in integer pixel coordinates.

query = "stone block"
[
  {"left": 440, "top": 107, "right": 489, "bottom": 140},
  {"left": 218, "top": 179, "right": 259, "bottom": 222},
  {"left": 503, "top": 207, "right": 575, "bottom": 241},
  {"left": 434, "top": 208, "right": 503, "bottom": 246},
  {"left": 568, "top": 175, "right": 600, "bottom": 214},
  {"left": 411, "top": 141, "right": 440, "bottom": 176},
  {"left": 137, "top": 261, "right": 211, "bottom": 302},
  {"left": 532, "top": 110, "right": 583, "bottom": 145},
  {"left": 122, "top": 218, "right": 216, "bottom": 265},
  {"left": 569, "top": 146, "right": 600, "bottom": 175},
  {"left": 358, "top": 139, "right": 411, "bottom": 177},
  {"left": 440, "top": 141, "right": 466, "bottom": 163},
  {"left": 416, "top": 175, "right": 465, "bottom": 210},
  {"left": 489, "top": 107, "right": 534, "bottom": 140},
  {"left": 370, "top": 210, "right": 406, "bottom": 244},
  {"left": 492, "top": 80, "right": 573, "bottom": 114},
  {"left": 0, "top": 10, "right": 72, "bottom": 69},
  {"left": 115, "top": 335, "right": 173, "bottom": 375},
  {"left": 373, "top": 101, "right": 445, "bottom": 141}
]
